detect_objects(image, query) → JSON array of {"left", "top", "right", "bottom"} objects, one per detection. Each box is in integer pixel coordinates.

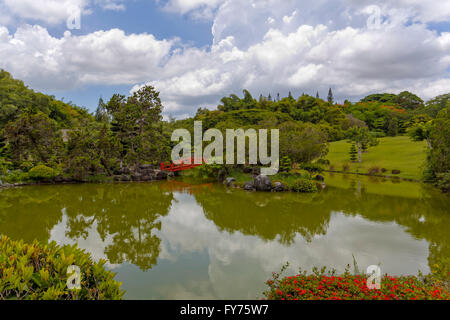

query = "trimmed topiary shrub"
[
  {"left": 0, "top": 235, "right": 125, "bottom": 300},
  {"left": 28, "top": 165, "right": 56, "bottom": 181},
  {"left": 290, "top": 178, "right": 318, "bottom": 193}
]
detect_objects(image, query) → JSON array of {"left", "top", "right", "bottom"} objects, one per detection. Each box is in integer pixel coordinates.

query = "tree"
[
  {"left": 280, "top": 122, "right": 328, "bottom": 164},
  {"left": 106, "top": 85, "right": 166, "bottom": 167},
  {"left": 316, "top": 91, "right": 320, "bottom": 99},
  {"left": 349, "top": 143, "right": 358, "bottom": 162},
  {"left": 280, "top": 156, "right": 292, "bottom": 172},
  {"left": 424, "top": 107, "right": 450, "bottom": 191},
  {"left": 396, "top": 91, "right": 424, "bottom": 110},
  {"left": 95, "top": 97, "right": 110, "bottom": 123},
  {"left": 327, "top": 88, "right": 334, "bottom": 104},
  {"left": 288, "top": 91, "right": 294, "bottom": 100},
  {"left": 346, "top": 127, "right": 377, "bottom": 163},
  {"left": 408, "top": 121, "right": 432, "bottom": 149},
  {"left": 3, "top": 111, "right": 63, "bottom": 165}
]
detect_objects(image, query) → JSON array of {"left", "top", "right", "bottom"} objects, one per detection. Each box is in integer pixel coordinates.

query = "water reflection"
[{"left": 0, "top": 177, "right": 448, "bottom": 299}]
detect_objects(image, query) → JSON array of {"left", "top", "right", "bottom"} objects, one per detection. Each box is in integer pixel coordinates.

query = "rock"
[
  {"left": 121, "top": 175, "right": 131, "bottom": 182},
  {"left": 131, "top": 174, "right": 142, "bottom": 182},
  {"left": 244, "top": 181, "right": 255, "bottom": 191},
  {"left": 114, "top": 175, "right": 122, "bottom": 182},
  {"left": 315, "top": 175, "right": 325, "bottom": 182},
  {"left": 243, "top": 166, "right": 253, "bottom": 174},
  {"left": 254, "top": 175, "right": 272, "bottom": 192},
  {"left": 273, "top": 182, "right": 284, "bottom": 192},
  {"left": 252, "top": 167, "right": 261, "bottom": 176},
  {"left": 167, "top": 172, "right": 175, "bottom": 178},
  {"left": 54, "top": 176, "right": 64, "bottom": 183},
  {"left": 392, "top": 170, "right": 401, "bottom": 175},
  {"left": 154, "top": 170, "right": 168, "bottom": 180},
  {"left": 225, "top": 177, "right": 236, "bottom": 187},
  {"left": 139, "top": 164, "right": 154, "bottom": 170},
  {"left": 121, "top": 167, "right": 131, "bottom": 175},
  {"left": 141, "top": 174, "right": 155, "bottom": 182}
]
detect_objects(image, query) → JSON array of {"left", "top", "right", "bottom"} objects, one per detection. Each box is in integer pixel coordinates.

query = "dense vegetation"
[
  {"left": 264, "top": 262, "right": 449, "bottom": 300},
  {"left": 0, "top": 69, "right": 448, "bottom": 191},
  {"left": 0, "top": 235, "right": 124, "bottom": 300}
]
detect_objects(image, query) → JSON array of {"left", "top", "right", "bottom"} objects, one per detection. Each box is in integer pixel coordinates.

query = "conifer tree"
[
  {"left": 327, "top": 88, "right": 334, "bottom": 104},
  {"left": 349, "top": 143, "right": 358, "bottom": 162}
]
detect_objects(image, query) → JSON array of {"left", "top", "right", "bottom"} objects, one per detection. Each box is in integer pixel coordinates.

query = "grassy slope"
[{"left": 325, "top": 136, "right": 428, "bottom": 180}]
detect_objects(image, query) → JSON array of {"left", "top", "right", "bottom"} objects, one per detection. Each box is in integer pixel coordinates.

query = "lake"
[{"left": 0, "top": 174, "right": 448, "bottom": 299}]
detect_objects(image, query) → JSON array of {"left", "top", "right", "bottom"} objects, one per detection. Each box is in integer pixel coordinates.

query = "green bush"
[
  {"left": 28, "top": 165, "right": 56, "bottom": 181},
  {"left": 435, "top": 173, "right": 450, "bottom": 193},
  {"left": 290, "top": 178, "right": 318, "bottom": 193},
  {"left": 2, "top": 170, "right": 29, "bottom": 183},
  {"left": 19, "top": 161, "right": 34, "bottom": 172},
  {"left": 0, "top": 158, "right": 12, "bottom": 176},
  {"left": 0, "top": 235, "right": 124, "bottom": 300}
]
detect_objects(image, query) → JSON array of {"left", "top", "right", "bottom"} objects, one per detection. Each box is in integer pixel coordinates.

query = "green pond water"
[{"left": 0, "top": 174, "right": 449, "bottom": 299}]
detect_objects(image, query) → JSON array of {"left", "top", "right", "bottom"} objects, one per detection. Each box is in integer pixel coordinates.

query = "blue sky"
[{"left": 0, "top": 0, "right": 449, "bottom": 118}]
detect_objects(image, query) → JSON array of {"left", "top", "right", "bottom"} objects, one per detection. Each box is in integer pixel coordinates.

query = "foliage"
[
  {"left": 290, "top": 178, "right": 318, "bottom": 193},
  {"left": 279, "top": 156, "right": 292, "bottom": 172},
  {"left": 106, "top": 85, "right": 169, "bottom": 166},
  {"left": 0, "top": 69, "right": 91, "bottom": 130},
  {"left": 194, "top": 163, "right": 229, "bottom": 181},
  {"left": 2, "top": 111, "right": 63, "bottom": 165},
  {"left": 28, "top": 165, "right": 57, "bottom": 181},
  {"left": 279, "top": 122, "right": 328, "bottom": 164},
  {"left": 0, "top": 235, "right": 124, "bottom": 300},
  {"left": 425, "top": 106, "right": 450, "bottom": 191},
  {"left": 264, "top": 264, "right": 449, "bottom": 300},
  {"left": 349, "top": 143, "right": 358, "bottom": 162}
]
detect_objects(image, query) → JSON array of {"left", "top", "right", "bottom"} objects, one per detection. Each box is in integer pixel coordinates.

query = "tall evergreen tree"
[
  {"left": 327, "top": 88, "right": 334, "bottom": 104},
  {"left": 316, "top": 91, "right": 320, "bottom": 99},
  {"left": 95, "top": 97, "right": 110, "bottom": 123},
  {"left": 349, "top": 143, "right": 358, "bottom": 162}
]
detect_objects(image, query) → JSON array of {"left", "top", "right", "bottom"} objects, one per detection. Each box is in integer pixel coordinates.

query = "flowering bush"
[{"left": 264, "top": 264, "right": 449, "bottom": 300}]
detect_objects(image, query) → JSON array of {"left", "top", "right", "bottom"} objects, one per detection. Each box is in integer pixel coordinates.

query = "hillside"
[
  {"left": 326, "top": 136, "right": 428, "bottom": 180},
  {"left": 0, "top": 69, "right": 91, "bottom": 129}
]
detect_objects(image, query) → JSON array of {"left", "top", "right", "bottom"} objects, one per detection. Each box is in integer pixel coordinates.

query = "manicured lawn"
[{"left": 325, "top": 136, "right": 428, "bottom": 180}]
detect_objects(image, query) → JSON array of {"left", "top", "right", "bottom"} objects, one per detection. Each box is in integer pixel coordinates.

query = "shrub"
[
  {"left": 264, "top": 265, "right": 449, "bottom": 300},
  {"left": 0, "top": 235, "right": 124, "bottom": 300},
  {"left": 2, "top": 170, "right": 29, "bottom": 183},
  {"left": 316, "top": 159, "right": 330, "bottom": 166},
  {"left": 28, "top": 165, "right": 57, "bottom": 181},
  {"left": 0, "top": 158, "right": 12, "bottom": 176},
  {"left": 435, "top": 173, "right": 450, "bottom": 193},
  {"left": 300, "top": 163, "right": 324, "bottom": 177},
  {"left": 19, "top": 161, "right": 34, "bottom": 172},
  {"left": 342, "top": 163, "right": 350, "bottom": 172},
  {"left": 368, "top": 166, "right": 380, "bottom": 175},
  {"left": 290, "top": 178, "right": 318, "bottom": 193},
  {"left": 279, "top": 156, "right": 293, "bottom": 172},
  {"left": 392, "top": 169, "right": 401, "bottom": 175}
]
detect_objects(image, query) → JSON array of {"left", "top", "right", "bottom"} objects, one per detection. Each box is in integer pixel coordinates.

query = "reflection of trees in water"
[
  {"left": 0, "top": 183, "right": 173, "bottom": 271},
  {"left": 194, "top": 184, "right": 450, "bottom": 266},
  {"left": 0, "top": 187, "right": 64, "bottom": 243},
  {"left": 194, "top": 187, "right": 331, "bottom": 245},
  {"left": 62, "top": 184, "right": 174, "bottom": 271},
  {"left": 0, "top": 181, "right": 448, "bottom": 271}
]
